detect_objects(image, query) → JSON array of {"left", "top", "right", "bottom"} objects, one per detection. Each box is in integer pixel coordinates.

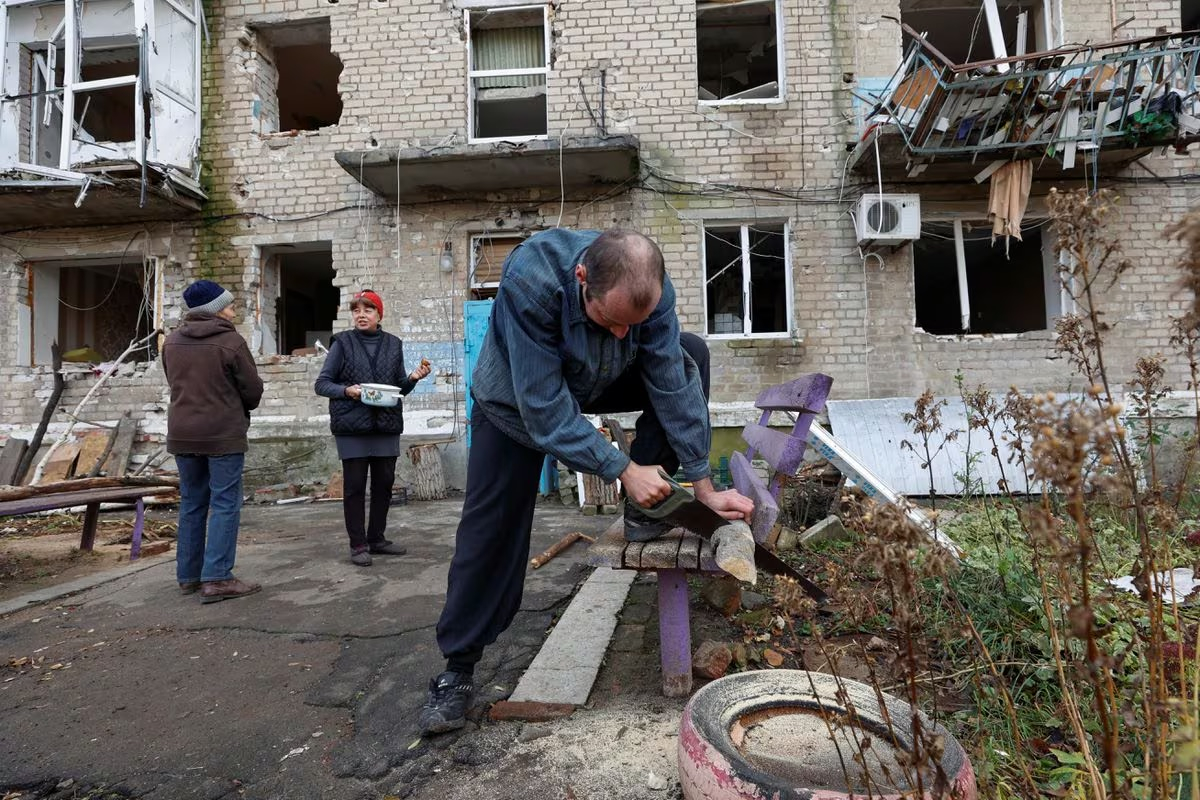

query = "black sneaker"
[
  {"left": 623, "top": 504, "right": 673, "bottom": 542},
  {"left": 369, "top": 541, "right": 407, "bottom": 555},
  {"left": 418, "top": 671, "right": 474, "bottom": 735}
]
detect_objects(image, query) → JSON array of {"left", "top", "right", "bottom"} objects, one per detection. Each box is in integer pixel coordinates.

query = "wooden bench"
[
  {"left": 0, "top": 485, "right": 178, "bottom": 560},
  {"left": 586, "top": 373, "right": 833, "bottom": 696}
]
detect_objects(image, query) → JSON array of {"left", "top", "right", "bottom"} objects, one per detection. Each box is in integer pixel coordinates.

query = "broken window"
[
  {"left": 1, "top": 0, "right": 202, "bottom": 172},
  {"left": 703, "top": 223, "right": 790, "bottom": 336},
  {"left": 697, "top": 0, "right": 781, "bottom": 103},
  {"left": 901, "top": 0, "right": 1060, "bottom": 66},
  {"left": 28, "top": 256, "right": 155, "bottom": 366},
  {"left": 913, "top": 219, "right": 1069, "bottom": 335},
  {"left": 470, "top": 232, "right": 527, "bottom": 300},
  {"left": 1185, "top": 0, "right": 1200, "bottom": 32},
  {"left": 466, "top": 6, "right": 549, "bottom": 141},
  {"left": 259, "top": 243, "right": 338, "bottom": 355},
  {"left": 252, "top": 19, "right": 343, "bottom": 133}
]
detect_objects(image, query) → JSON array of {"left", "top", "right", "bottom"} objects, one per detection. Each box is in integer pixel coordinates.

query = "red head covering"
[{"left": 351, "top": 290, "right": 384, "bottom": 318}]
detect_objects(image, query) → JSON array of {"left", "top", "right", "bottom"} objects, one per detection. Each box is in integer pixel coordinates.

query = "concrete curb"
[
  {"left": 0, "top": 554, "right": 172, "bottom": 617},
  {"left": 508, "top": 567, "right": 636, "bottom": 706}
]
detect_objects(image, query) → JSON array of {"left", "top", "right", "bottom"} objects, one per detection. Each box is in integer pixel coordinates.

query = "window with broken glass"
[
  {"left": 703, "top": 223, "right": 791, "bottom": 337},
  {"left": 696, "top": 0, "right": 782, "bottom": 104},
  {"left": 899, "top": 0, "right": 1061, "bottom": 66},
  {"left": 913, "top": 219, "right": 1073, "bottom": 336},
  {"left": 1, "top": 0, "right": 203, "bottom": 173},
  {"left": 469, "top": 232, "right": 528, "bottom": 300},
  {"left": 466, "top": 5, "right": 549, "bottom": 142},
  {"left": 252, "top": 19, "right": 343, "bottom": 134}
]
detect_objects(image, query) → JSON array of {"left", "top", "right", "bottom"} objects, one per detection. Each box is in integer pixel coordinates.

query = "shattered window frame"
[
  {"left": 911, "top": 216, "right": 1073, "bottom": 337},
  {"left": 701, "top": 221, "right": 793, "bottom": 339},
  {"left": 696, "top": 0, "right": 784, "bottom": 106},
  {"left": 465, "top": 4, "right": 550, "bottom": 143}
]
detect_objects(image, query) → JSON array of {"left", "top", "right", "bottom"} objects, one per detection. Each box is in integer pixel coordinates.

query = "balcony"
[
  {"left": 336, "top": 135, "right": 640, "bottom": 203},
  {"left": 849, "top": 28, "right": 1200, "bottom": 182}
]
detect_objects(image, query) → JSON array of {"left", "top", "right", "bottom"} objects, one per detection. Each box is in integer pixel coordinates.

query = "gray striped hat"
[{"left": 183, "top": 280, "right": 234, "bottom": 314}]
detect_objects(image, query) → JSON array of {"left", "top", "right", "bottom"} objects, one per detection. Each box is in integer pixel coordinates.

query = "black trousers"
[
  {"left": 342, "top": 456, "right": 397, "bottom": 550},
  {"left": 436, "top": 333, "right": 710, "bottom": 665}
]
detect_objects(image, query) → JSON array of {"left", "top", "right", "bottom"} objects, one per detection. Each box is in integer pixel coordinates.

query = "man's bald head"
[{"left": 580, "top": 229, "right": 665, "bottom": 310}]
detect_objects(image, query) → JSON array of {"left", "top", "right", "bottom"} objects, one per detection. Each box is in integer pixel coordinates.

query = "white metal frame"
[
  {"left": 700, "top": 221, "right": 793, "bottom": 340},
  {"left": 464, "top": 3, "right": 549, "bottom": 144},
  {"left": 917, "top": 216, "right": 1070, "bottom": 336},
  {"left": 696, "top": 0, "right": 785, "bottom": 106}
]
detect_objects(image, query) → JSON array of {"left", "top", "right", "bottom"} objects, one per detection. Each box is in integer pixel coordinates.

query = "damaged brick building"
[{"left": 0, "top": 0, "right": 1197, "bottom": 487}]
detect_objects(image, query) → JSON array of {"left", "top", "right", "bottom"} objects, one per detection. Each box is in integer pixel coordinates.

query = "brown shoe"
[
  {"left": 200, "top": 577, "right": 262, "bottom": 604},
  {"left": 179, "top": 581, "right": 201, "bottom": 595}
]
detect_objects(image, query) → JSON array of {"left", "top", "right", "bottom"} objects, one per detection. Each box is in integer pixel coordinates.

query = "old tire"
[{"left": 678, "top": 670, "right": 976, "bottom": 800}]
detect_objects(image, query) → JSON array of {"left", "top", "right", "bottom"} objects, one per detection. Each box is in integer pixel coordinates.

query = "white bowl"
[{"left": 360, "top": 383, "right": 402, "bottom": 407}]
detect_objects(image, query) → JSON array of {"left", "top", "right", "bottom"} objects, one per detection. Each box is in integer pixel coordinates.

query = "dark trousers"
[
  {"left": 342, "top": 456, "right": 397, "bottom": 550},
  {"left": 436, "top": 333, "right": 710, "bottom": 665}
]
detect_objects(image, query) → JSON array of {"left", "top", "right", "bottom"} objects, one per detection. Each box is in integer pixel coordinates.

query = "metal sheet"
[{"left": 826, "top": 397, "right": 1030, "bottom": 497}]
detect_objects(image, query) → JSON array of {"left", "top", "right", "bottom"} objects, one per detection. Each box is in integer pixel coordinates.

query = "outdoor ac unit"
[{"left": 855, "top": 194, "right": 921, "bottom": 246}]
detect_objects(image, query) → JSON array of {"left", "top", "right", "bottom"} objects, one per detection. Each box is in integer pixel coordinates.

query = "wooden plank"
[
  {"left": 638, "top": 530, "right": 687, "bottom": 569},
  {"left": 741, "top": 425, "right": 809, "bottom": 477},
  {"left": 38, "top": 442, "right": 81, "bottom": 484},
  {"left": 676, "top": 534, "right": 702, "bottom": 571},
  {"left": 730, "top": 451, "right": 781, "bottom": 545},
  {"left": 101, "top": 416, "right": 136, "bottom": 476},
  {"left": 0, "top": 485, "right": 177, "bottom": 517},
  {"left": 76, "top": 430, "right": 112, "bottom": 478},
  {"left": 0, "top": 438, "right": 29, "bottom": 485},
  {"left": 622, "top": 540, "right": 646, "bottom": 569},
  {"left": 583, "top": 521, "right": 626, "bottom": 568},
  {"left": 753, "top": 373, "right": 833, "bottom": 413}
]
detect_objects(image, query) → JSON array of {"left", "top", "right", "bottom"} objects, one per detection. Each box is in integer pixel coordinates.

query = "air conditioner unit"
[{"left": 855, "top": 193, "right": 921, "bottom": 246}]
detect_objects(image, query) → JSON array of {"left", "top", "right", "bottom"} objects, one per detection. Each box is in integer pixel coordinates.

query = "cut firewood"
[
  {"left": 0, "top": 475, "right": 179, "bottom": 503},
  {"left": 712, "top": 520, "right": 757, "bottom": 585},
  {"left": 529, "top": 531, "right": 595, "bottom": 569}
]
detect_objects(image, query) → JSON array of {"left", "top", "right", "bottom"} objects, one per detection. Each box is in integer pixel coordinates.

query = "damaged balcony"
[
  {"left": 0, "top": 0, "right": 205, "bottom": 228},
  {"left": 850, "top": 27, "right": 1200, "bottom": 182},
  {"left": 335, "top": 135, "right": 640, "bottom": 203}
]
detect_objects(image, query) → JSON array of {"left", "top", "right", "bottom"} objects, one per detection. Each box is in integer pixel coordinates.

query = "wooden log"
[
  {"left": 0, "top": 476, "right": 179, "bottom": 503},
  {"left": 406, "top": 444, "right": 446, "bottom": 500},
  {"left": 529, "top": 531, "right": 594, "bottom": 569},
  {"left": 14, "top": 342, "right": 64, "bottom": 485},
  {"left": 712, "top": 520, "right": 757, "bottom": 585}
]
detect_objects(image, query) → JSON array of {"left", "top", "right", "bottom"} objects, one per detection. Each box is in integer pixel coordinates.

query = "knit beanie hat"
[
  {"left": 351, "top": 290, "right": 384, "bottom": 319},
  {"left": 183, "top": 279, "right": 234, "bottom": 314}
]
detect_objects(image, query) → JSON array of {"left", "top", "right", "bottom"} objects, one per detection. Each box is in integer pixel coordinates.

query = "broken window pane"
[
  {"left": 260, "top": 244, "right": 338, "bottom": 355},
  {"left": 468, "top": 7, "right": 548, "bottom": 140},
  {"left": 696, "top": 0, "right": 780, "bottom": 102},
  {"left": 901, "top": 0, "right": 1040, "bottom": 65},
  {"left": 154, "top": 0, "right": 196, "bottom": 102},
  {"left": 705, "top": 223, "right": 789, "bottom": 335},
  {"left": 914, "top": 221, "right": 1048, "bottom": 335},
  {"left": 255, "top": 19, "right": 343, "bottom": 133}
]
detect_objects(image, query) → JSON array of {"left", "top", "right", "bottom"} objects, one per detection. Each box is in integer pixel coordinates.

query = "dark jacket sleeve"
[
  {"left": 230, "top": 340, "right": 264, "bottom": 413},
  {"left": 315, "top": 337, "right": 348, "bottom": 399}
]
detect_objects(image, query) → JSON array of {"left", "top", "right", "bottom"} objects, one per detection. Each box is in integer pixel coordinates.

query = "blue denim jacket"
[{"left": 471, "top": 229, "right": 711, "bottom": 483}]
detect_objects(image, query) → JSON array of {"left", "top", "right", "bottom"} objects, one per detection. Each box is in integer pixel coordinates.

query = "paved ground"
[{"left": 0, "top": 498, "right": 635, "bottom": 800}]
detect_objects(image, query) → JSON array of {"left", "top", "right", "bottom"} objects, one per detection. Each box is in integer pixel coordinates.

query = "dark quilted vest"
[{"left": 328, "top": 330, "right": 405, "bottom": 436}]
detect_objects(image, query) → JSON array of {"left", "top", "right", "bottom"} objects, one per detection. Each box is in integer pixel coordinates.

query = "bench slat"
[
  {"left": 730, "top": 451, "right": 780, "bottom": 545},
  {"left": 0, "top": 485, "right": 176, "bottom": 516},
  {"left": 584, "top": 523, "right": 627, "bottom": 568},
  {"left": 640, "top": 530, "right": 688, "bottom": 569},
  {"left": 753, "top": 373, "right": 833, "bottom": 413},
  {"left": 622, "top": 540, "right": 647, "bottom": 569},
  {"left": 741, "top": 424, "right": 810, "bottom": 477}
]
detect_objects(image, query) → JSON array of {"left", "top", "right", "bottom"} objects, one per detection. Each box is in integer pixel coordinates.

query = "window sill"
[
  {"left": 913, "top": 328, "right": 1053, "bottom": 341},
  {"left": 698, "top": 98, "right": 785, "bottom": 109},
  {"left": 467, "top": 134, "right": 550, "bottom": 145},
  {"left": 708, "top": 333, "right": 800, "bottom": 345}
]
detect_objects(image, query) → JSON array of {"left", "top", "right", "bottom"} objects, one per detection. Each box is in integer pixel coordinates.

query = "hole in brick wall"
[
  {"left": 900, "top": 0, "right": 1044, "bottom": 65},
  {"left": 913, "top": 221, "right": 1048, "bottom": 335},
  {"left": 254, "top": 19, "right": 343, "bottom": 133},
  {"left": 259, "top": 242, "right": 338, "bottom": 356},
  {"left": 696, "top": 0, "right": 780, "bottom": 102}
]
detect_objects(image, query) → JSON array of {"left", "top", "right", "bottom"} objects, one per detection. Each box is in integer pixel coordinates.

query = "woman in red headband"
[{"left": 314, "top": 289, "right": 432, "bottom": 566}]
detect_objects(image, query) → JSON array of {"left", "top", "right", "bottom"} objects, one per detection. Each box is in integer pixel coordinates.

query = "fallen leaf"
[
  {"left": 407, "top": 738, "right": 422, "bottom": 750},
  {"left": 279, "top": 746, "right": 307, "bottom": 762},
  {"left": 764, "top": 649, "right": 784, "bottom": 667}
]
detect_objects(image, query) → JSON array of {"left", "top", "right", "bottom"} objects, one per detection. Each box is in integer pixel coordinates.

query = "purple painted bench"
[
  {"left": 586, "top": 373, "right": 834, "bottom": 697},
  {"left": 0, "top": 485, "right": 177, "bottom": 560}
]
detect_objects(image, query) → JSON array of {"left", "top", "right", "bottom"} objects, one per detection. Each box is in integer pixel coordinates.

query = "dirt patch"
[{"left": 0, "top": 512, "right": 176, "bottom": 603}]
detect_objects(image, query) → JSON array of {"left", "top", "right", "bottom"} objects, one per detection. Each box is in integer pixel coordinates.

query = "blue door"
[{"left": 462, "top": 298, "right": 557, "bottom": 494}]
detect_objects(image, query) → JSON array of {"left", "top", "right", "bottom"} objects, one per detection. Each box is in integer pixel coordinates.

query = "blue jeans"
[{"left": 175, "top": 453, "right": 245, "bottom": 583}]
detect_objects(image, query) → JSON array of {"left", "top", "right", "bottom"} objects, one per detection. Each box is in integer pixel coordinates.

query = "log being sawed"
[
  {"left": 711, "top": 520, "right": 757, "bottom": 585},
  {"left": 529, "top": 531, "right": 596, "bottom": 569}
]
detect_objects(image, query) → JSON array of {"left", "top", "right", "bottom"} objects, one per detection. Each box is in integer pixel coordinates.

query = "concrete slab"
[{"left": 509, "top": 567, "right": 636, "bottom": 705}]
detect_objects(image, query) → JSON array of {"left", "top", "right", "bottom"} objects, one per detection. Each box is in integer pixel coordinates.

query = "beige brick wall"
[{"left": 1, "top": 0, "right": 1198, "bottom": 484}]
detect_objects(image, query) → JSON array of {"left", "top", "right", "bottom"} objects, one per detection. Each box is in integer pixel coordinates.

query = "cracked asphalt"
[{"left": 0, "top": 498, "right": 615, "bottom": 800}]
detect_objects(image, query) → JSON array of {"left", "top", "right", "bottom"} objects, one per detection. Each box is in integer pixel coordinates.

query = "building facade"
[{"left": 0, "top": 0, "right": 1196, "bottom": 487}]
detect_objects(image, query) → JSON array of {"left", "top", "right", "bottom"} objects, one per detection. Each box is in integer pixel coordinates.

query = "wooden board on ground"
[
  {"left": 0, "top": 438, "right": 28, "bottom": 485},
  {"left": 39, "top": 442, "right": 81, "bottom": 484},
  {"left": 77, "top": 430, "right": 112, "bottom": 478},
  {"left": 101, "top": 416, "right": 137, "bottom": 477}
]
